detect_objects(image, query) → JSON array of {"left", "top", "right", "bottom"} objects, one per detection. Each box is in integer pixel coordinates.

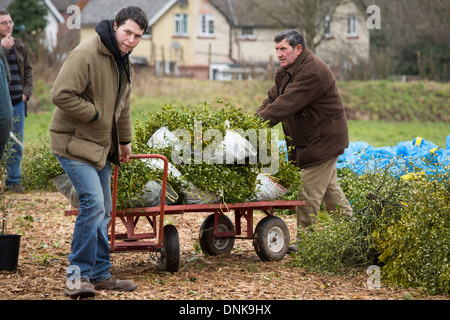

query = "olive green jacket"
[{"left": 49, "top": 35, "right": 132, "bottom": 170}]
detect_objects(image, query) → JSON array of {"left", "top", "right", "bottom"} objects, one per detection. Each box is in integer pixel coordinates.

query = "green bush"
[
  {"left": 292, "top": 159, "right": 449, "bottom": 295},
  {"left": 21, "top": 139, "right": 63, "bottom": 190},
  {"left": 292, "top": 161, "right": 407, "bottom": 273},
  {"left": 375, "top": 169, "right": 450, "bottom": 294}
]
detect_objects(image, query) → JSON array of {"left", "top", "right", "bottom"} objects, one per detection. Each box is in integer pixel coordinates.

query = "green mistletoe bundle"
[{"left": 116, "top": 102, "right": 301, "bottom": 208}]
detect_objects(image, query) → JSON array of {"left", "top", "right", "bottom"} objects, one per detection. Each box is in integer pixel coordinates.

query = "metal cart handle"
[{"left": 110, "top": 154, "right": 169, "bottom": 250}]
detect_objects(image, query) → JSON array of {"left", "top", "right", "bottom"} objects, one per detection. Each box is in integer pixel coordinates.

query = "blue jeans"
[
  {"left": 56, "top": 155, "right": 113, "bottom": 283},
  {"left": 6, "top": 101, "right": 25, "bottom": 186}
]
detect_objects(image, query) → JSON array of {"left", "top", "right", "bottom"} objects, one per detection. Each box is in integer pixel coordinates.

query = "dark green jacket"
[
  {"left": 0, "top": 59, "right": 13, "bottom": 125},
  {"left": 0, "top": 48, "right": 10, "bottom": 84}
]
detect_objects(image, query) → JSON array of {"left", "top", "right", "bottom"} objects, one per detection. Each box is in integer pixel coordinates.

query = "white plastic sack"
[
  {"left": 203, "top": 129, "right": 257, "bottom": 164},
  {"left": 141, "top": 158, "right": 182, "bottom": 178},
  {"left": 253, "top": 174, "right": 288, "bottom": 201},
  {"left": 147, "top": 127, "right": 182, "bottom": 151},
  {"left": 52, "top": 174, "right": 79, "bottom": 208},
  {"left": 223, "top": 130, "right": 257, "bottom": 163}
]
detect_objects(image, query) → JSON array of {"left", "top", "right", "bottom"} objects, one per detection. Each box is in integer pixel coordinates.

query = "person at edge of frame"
[
  {"left": 49, "top": 6, "right": 148, "bottom": 299},
  {"left": 0, "top": 10, "right": 33, "bottom": 193},
  {"left": 256, "top": 29, "right": 353, "bottom": 252},
  {"left": 0, "top": 54, "right": 12, "bottom": 161}
]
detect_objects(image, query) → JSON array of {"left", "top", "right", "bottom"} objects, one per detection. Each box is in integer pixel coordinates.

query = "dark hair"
[
  {"left": 274, "top": 29, "right": 306, "bottom": 49},
  {"left": 0, "top": 10, "right": 10, "bottom": 16},
  {"left": 115, "top": 6, "right": 148, "bottom": 32}
]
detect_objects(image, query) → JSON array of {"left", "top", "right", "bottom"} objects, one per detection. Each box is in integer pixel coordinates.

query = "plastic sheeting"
[
  {"left": 336, "top": 135, "right": 450, "bottom": 177},
  {"left": 278, "top": 135, "right": 450, "bottom": 177}
]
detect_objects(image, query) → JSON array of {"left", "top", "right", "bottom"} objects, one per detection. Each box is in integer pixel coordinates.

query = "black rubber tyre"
[
  {"left": 253, "top": 216, "right": 290, "bottom": 261},
  {"left": 199, "top": 214, "right": 235, "bottom": 255},
  {"left": 159, "top": 224, "right": 180, "bottom": 272}
]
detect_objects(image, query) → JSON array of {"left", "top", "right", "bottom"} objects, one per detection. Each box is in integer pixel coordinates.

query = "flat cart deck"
[{"left": 65, "top": 154, "right": 304, "bottom": 272}]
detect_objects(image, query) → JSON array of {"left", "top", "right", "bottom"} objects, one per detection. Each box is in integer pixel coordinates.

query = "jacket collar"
[
  {"left": 281, "top": 47, "right": 310, "bottom": 76},
  {"left": 98, "top": 34, "right": 114, "bottom": 57}
]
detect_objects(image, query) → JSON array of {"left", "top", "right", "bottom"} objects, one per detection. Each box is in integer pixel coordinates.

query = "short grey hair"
[{"left": 274, "top": 29, "right": 306, "bottom": 49}]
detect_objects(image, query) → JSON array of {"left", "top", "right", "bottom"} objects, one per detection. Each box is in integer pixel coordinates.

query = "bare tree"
[
  {"left": 248, "top": 0, "right": 346, "bottom": 51},
  {"left": 362, "top": 0, "right": 449, "bottom": 80},
  {"left": 361, "top": 0, "right": 449, "bottom": 47}
]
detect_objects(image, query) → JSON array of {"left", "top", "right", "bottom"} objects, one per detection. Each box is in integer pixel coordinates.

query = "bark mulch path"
[{"left": 1, "top": 192, "right": 447, "bottom": 301}]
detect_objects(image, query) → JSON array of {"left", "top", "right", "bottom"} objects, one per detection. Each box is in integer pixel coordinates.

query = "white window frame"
[
  {"left": 174, "top": 14, "right": 188, "bottom": 36},
  {"left": 155, "top": 61, "right": 179, "bottom": 76},
  {"left": 347, "top": 14, "right": 358, "bottom": 37},
  {"left": 199, "top": 14, "right": 215, "bottom": 37},
  {"left": 324, "top": 14, "right": 332, "bottom": 38},
  {"left": 240, "top": 27, "right": 255, "bottom": 40}
]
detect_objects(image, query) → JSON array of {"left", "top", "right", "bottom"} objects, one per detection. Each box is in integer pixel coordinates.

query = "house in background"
[
  {"left": 313, "top": 0, "right": 370, "bottom": 79},
  {"left": 79, "top": 0, "right": 370, "bottom": 80},
  {"left": 207, "top": 0, "right": 370, "bottom": 80}
]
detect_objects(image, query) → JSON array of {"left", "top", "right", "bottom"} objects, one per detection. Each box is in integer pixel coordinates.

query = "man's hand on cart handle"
[{"left": 120, "top": 143, "right": 132, "bottom": 162}]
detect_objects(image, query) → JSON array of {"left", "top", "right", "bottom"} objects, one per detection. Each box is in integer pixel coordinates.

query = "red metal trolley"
[{"left": 65, "top": 154, "right": 304, "bottom": 272}]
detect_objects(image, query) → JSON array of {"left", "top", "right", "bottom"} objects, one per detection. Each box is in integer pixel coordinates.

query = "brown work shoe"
[
  {"left": 93, "top": 276, "right": 137, "bottom": 291},
  {"left": 65, "top": 278, "right": 95, "bottom": 299},
  {"left": 8, "top": 184, "right": 25, "bottom": 193}
]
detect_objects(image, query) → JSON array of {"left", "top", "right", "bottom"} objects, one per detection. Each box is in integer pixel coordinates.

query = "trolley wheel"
[
  {"left": 159, "top": 224, "right": 180, "bottom": 272},
  {"left": 199, "top": 214, "right": 235, "bottom": 255},
  {"left": 253, "top": 216, "right": 290, "bottom": 262}
]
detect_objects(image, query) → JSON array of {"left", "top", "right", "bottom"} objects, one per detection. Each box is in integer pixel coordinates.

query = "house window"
[
  {"left": 174, "top": 14, "right": 188, "bottom": 36},
  {"left": 347, "top": 14, "right": 358, "bottom": 37},
  {"left": 343, "top": 61, "right": 352, "bottom": 70},
  {"left": 240, "top": 27, "right": 255, "bottom": 39},
  {"left": 324, "top": 14, "right": 332, "bottom": 38},
  {"left": 200, "top": 14, "right": 214, "bottom": 37},
  {"left": 156, "top": 61, "right": 179, "bottom": 76}
]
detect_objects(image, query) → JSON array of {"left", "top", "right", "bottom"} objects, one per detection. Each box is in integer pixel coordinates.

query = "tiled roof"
[
  {"left": 208, "top": 0, "right": 288, "bottom": 28},
  {"left": 0, "top": 0, "right": 14, "bottom": 10},
  {"left": 80, "top": 0, "right": 173, "bottom": 26}
]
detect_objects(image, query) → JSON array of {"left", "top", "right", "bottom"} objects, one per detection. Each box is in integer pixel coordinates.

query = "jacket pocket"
[
  {"left": 67, "top": 136, "right": 104, "bottom": 163},
  {"left": 295, "top": 108, "right": 314, "bottom": 129},
  {"left": 74, "top": 123, "right": 111, "bottom": 146}
]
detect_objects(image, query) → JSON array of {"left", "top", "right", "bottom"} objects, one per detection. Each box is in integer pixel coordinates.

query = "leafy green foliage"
[
  {"left": 291, "top": 159, "right": 450, "bottom": 295},
  {"left": 21, "top": 140, "right": 63, "bottom": 190},
  {"left": 375, "top": 168, "right": 450, "bottom": 294},
  {"left": 128, "top": 102, "right": 301, "bottom": 205},
  {"left": 292, "top": 161, "right": 406, "bottom": 272},
  {"left": 7, "top": 0, "right": 47, "bottom": 38},
  {"left": 113, "top": 157, "right": 159, "bottom": 209}
]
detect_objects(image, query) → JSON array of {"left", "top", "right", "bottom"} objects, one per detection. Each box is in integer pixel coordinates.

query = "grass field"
[
  {"left": 24, "top": 77, "right": 450, "bottom": 149},
  {"left": 24, "top": 114, "right": 449, "bottom": 149}
]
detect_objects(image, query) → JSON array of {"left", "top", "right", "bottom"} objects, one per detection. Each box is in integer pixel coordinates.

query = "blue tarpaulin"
[
  {"left": 336, "top": 135, "right": 450, "bottom": 177},
  {"left": 279, "top": 135, "right": 450, "bottom": 177}
]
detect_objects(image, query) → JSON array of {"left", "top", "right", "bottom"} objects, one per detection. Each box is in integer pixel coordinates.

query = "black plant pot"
[{"left": 0, "top": 234, "right": 21, "bottom": 271}]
